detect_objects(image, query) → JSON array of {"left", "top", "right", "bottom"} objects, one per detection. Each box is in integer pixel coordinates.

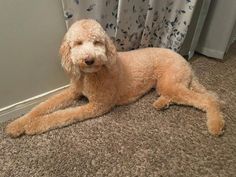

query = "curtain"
[{"left": 61, "top": 0, "right": 197, "bottom": 52}]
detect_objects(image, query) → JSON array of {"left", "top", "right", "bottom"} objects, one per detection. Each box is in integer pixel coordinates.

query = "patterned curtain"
[{"left": 61, "top": 0, "right": 197, "bottom": 52}]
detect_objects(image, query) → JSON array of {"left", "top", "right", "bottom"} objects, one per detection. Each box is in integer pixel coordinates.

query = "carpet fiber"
[{"left": 0, "top": 44, "right": 236, "bottom": 177}]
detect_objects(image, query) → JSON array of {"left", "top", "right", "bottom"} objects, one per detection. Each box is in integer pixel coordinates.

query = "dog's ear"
[
  {"left": 59, "top": 38, "right": 81, "bottom": 78},
  {"left": 59, "top": 38, "right": 71, "bottom": 72},
  {"left": 105, "top": 34, "right": 117, "bottom": 68}
]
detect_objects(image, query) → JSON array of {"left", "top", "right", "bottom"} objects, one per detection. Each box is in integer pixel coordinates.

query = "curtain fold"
[{"left": 62, "top": 0, "right": 197, "bottom": 52}]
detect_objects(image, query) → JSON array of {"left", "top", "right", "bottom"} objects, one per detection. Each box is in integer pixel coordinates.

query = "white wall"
[
  {"left": 0, "top": 0, "right": 68, "bottom": 110},
  {"left": 196, "top": 0, "right": 236, "bottom": 59}
]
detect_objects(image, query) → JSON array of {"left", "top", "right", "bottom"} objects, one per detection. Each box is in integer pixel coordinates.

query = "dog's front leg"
[
  {"left": 6, "top": 86, "right": 81, "bottom": 137},
  {"left": 24, "top": 103, "right": 112, "bottom": 135}
]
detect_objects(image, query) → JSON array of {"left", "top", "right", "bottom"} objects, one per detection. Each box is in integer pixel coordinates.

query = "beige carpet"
[{"left": 0, "top": 43, "right": 236, "bottom": 177}]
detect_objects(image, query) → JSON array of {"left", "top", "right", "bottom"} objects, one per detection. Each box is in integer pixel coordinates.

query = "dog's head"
[{"left": 59, "top": 19, "right": 117, "bottom": 78}]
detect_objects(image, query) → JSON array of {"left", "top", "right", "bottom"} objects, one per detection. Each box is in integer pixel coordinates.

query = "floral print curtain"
[{"left": 61, "top": 0, "right": 197, "bottom": 52}]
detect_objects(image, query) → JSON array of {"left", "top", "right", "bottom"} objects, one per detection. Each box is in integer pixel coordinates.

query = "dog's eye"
[
  {"left": 74, "top": 41, "right": 82, "bottom": 46},
  {"left": 94, "top": 40, "right": 103, "bottom": 46}
]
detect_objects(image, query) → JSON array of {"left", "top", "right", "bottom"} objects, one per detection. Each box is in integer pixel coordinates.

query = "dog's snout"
[{"left": 84, "top": 58, "right": 95, "bottom": 65}]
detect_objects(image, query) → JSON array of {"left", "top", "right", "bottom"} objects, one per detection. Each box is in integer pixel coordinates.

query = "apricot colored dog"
[{"left": 6, "top": 19, "right": 225, "bottom": 137}]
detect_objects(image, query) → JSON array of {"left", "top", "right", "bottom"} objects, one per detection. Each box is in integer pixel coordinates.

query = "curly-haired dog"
[{"left": 6, "top": 19, "right": 225, "bottom": 137}]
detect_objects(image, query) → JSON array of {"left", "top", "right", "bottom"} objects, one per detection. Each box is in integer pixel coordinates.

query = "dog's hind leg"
[
  {"left": 166, "top": 85, "right": 224, "bottom": 135},
  {"left": 190, "top": 76, "right": 207, "bottom": 93}
]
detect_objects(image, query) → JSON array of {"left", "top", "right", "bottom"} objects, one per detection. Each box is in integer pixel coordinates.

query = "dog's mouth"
[
  {"left": 79, "top": 57, "right": 106, "bottom": 73},
  {"left": 80, "top": 64, "right": 102, "bottom": 73},
  {"left": 71, "top": 55, "right": 107, "bottom": 74}
]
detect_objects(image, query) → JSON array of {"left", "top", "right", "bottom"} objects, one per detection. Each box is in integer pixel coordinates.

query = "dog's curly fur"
[{"left": 6, "top": 19, "right": 225, "bottom": 137}]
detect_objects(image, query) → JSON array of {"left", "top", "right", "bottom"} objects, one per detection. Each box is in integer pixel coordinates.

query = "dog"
[{"left": 6, "top": 19, "right": 225, "bottom": 137}]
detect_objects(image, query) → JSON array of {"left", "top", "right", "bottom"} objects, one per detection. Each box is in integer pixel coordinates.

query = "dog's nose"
[{"left": 84, "top": 58, "right": 95, "bottom": 65}]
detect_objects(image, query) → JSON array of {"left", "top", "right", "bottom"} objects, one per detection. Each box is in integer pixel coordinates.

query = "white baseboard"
[{"left": 0, "top": 85, "right": 69, "bottom": 123}]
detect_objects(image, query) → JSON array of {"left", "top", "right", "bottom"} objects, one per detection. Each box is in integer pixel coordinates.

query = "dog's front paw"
[
  {"left": 207, "top": 117, "right": 225, "bottom": 136},
  {"left": 6, "top": 120, "right": 25, "bottom": 138},
  {"left": 24, "top": 119, "right": 46, "bottom": 135}
]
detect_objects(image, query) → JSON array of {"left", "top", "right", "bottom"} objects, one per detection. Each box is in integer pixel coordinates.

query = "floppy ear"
[
  {"left": 59, "top": 39, "right": 71, "bottom": 72},
  {"left": 105, "top": 34, "right": 117, "bottom": 68},
  {"left": 59, "top": 39, "right": 81, "bottom": 78}
]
